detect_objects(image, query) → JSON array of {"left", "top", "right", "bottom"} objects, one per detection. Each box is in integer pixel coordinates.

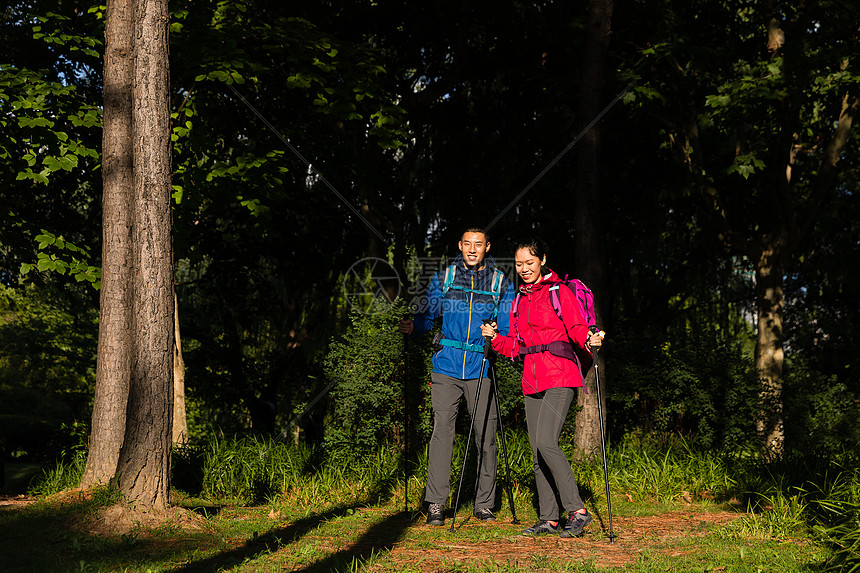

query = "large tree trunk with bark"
[
  {"left": 113, "top": 0, "right": 173, "bottom": 510},
  {"left": 81, "top": 0, "right": 135, "bottom": 487},
  {"left": 573, "top": 0, "right": 613, "bottom": 458},
  {"left": 83, "top": 0, "right": 173, "bottom": 510}
]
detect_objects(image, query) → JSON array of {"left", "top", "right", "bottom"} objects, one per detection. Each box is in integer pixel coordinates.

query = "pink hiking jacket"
[{"left": 490, "top": 270, "right": 592, "bottom": 395}]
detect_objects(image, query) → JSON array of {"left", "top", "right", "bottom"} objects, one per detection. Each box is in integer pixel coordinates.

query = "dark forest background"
[{"left": 1, "top": 0, "right": 858, "bottom": 472}]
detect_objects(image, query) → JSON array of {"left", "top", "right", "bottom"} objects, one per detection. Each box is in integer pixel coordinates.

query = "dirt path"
[
  {"left": 311, "top": 509, "right": 742, "bottom": 571},
  {"left": 0, "top": 495, "right": 37, "bottom": 508}
]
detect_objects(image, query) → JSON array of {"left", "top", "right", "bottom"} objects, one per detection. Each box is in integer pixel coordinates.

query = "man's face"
[{"left": 459, "top": 232, "right": 490, "bottom": 269}]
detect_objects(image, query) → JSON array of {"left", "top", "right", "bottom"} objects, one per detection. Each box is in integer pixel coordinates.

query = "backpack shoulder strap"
[
  {"left": 491, "top": 268, "right": 504, "bottom": 295},
  {"left": 512, "top": 291, "right": 525, "bottom": 345},
  {"left": 490, "top": 268, "right": 504, "bottom": 320},
  {"left": 442, "top": 264, "right": 457, "bottom": 297},
  {"left": 548, "top": 283, "right": 565, "bottom": 323}
]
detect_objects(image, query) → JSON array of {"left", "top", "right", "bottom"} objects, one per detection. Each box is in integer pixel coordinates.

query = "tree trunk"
[
  {"left": 753, "top": 235, "right": 786, "bottom": 458},
  {"left": 173, "top": 290, "right": 188, "bottom": 445},
  {"left": 573, "top": 0, "right": 613, "bottom": 458},
  {"left": 114, "top": 0, "right": 173, "bottom": 510},
  {"left": 81, "top": 0, "right": 135, "bottom": 487},
  {"left": 84, "top": 0, "right": 173, "bottom": 510}
]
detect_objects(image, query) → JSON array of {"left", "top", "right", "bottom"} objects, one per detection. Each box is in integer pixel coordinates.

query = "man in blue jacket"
[{"left": 400, "top": 228, "right": 515, "bottom": 525}]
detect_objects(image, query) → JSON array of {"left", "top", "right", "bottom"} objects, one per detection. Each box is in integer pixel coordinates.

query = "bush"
[
  {"left": 323, "top": 300, "right": 426, "bottom": 456},
  {"left": 609, "top": 322, "right": 759, "bottom": 451},
  {"left": 0, "top": 283, "right": 96, "bottom": 462},
  {"left": 784, "top": 355, "right": 860, "bottom": 459}
]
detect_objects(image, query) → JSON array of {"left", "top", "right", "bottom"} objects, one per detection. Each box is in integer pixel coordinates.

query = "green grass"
[{"left": 0, "top": 432, "right": 853, "bottom": 572}]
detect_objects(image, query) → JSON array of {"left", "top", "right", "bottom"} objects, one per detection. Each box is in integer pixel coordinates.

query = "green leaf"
[
  {"left": 37, "top": 257, "right": 52, "bottom": 272},
  {"left": 35, "top": 233, "right": 56, "bottom": 247}
]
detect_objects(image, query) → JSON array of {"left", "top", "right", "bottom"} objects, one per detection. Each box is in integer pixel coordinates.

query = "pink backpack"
[{"left": 512, "top": 276, "right": 597, "bottom": 376}]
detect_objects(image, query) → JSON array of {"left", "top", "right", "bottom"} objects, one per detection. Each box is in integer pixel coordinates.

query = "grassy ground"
[
  {"left": 1, "top": 432, "right": 852, "bottom": 572},
  {"left": 0, "top": 485, "right": 827, "bottom": 572}
]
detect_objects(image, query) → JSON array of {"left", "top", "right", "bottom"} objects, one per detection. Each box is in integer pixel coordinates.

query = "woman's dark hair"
[
  {"left": 515, "top": 237, "right": 549, "bottom": 260},
  {"left": 515, "top": 237, "right": 550, "bottom": 275}
]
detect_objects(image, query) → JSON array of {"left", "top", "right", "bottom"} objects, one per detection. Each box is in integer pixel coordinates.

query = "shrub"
[
  {"left": 323, "top": 300, "right": 425, "bottom": 456},
  {"left": 784, "top": 355, "right": 860, "bottom": 459},
  {"left": 609, "top": 323, "right": 759, "bottom": 452}
]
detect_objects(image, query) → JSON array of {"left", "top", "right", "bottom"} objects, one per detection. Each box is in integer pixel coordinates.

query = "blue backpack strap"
[
  {"left": 489, "top": 268, "right": 504, "bottom": 321},
  {"left": 442, "top": 264, "right": 457, "bottom": 297},
  {"left": 437, "top": 264, "right": 456, "bottom": 317},
  {"left": 445, "top": 283, "right": 503, "bottom": 297}
]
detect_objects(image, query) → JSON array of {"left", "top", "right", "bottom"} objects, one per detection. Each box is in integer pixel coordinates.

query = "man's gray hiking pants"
[{"left": 424, "top": 372, "right": 498, "bottom": 511}]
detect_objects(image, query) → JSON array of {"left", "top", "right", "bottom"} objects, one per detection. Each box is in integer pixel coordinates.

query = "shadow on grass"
[
  {"left": 172, "top": 449, "right": 419, "bottom": 572},
  {"left": 298, "top": 510, "right": 416, "bottom": 573},
  {"left": 0, "top": 496, "right": 109, "bottom": 572},
  {"left": 0, "top": 494, "right": 419, "bottom": 573},
  {"left": 172, "top": 507, "right": 418, "bottom": 572}
]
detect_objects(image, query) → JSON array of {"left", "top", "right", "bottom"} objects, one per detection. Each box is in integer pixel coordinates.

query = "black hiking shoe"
[
  {"left": 473, "top": 508, "right": 496, "bottom": 522},
  {"left": 521, "top": 520, "right": 559, "bottom": 536},
  {"left": 560, "top": 510, "right": 593, "bottom": 538},
  {"left": 426, "top": 503, "right": 445, "bottom": 526}
]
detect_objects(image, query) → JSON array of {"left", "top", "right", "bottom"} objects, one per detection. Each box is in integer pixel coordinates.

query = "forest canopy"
[{"left": 1, "top": 0, "right": 858, "bottom": 476}]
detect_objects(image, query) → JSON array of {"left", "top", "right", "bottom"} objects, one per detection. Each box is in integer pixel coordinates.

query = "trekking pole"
[
  {"left": 490, "top": 362, "right": 520, "bottom": 524},
  {"left": 590, "top": 326, "right": 616, "bottom": 543},
  {"left": 449, "top": 334, "right": 492, "bottom": 532}
]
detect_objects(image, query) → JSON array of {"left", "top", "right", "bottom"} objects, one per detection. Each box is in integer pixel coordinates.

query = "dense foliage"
[{"left": 0, "top": 0, "right": 857, "bottom": 488}]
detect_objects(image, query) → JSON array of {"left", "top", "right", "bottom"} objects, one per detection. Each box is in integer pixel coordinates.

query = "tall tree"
[
  {"left": 82, "top": 0, "right": 173, "bottom": 509},
  {"left": 573, "top": 0, "right": 614, "bottom": 457},
  {"left": 81, "top": 0, "right": 135, "bottom": 486}
]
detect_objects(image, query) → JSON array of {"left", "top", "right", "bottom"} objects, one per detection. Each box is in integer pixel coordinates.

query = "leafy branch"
[{"left": 20, "top": 230, "right": 101, "bottom": 289}]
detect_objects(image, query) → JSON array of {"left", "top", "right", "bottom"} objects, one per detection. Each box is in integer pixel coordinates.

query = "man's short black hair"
[{"left": 462, "top": 227, "right": 490, "bottom": 243}]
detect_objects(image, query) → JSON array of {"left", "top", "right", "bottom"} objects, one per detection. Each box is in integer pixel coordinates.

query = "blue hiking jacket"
[{"left": 413, "top": 255, "right": 515, "bottom": 379}]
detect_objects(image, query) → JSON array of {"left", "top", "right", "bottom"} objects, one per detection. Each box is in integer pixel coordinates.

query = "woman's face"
[{"left": 515, "top": 247, "right": 545, "bottom": 284}]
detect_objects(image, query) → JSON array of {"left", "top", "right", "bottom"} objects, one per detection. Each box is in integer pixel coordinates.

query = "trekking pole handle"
[
  {"left": 588, "top": 326, "right": 605, "bottom": 353},
  {"left": 481, "top": 319, "right": 497, "bottom": 358}
]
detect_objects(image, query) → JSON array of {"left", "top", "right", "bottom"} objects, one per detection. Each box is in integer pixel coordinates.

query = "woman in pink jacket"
[{"left": 481, "top": 238, "right": 603, "bottom": 538}]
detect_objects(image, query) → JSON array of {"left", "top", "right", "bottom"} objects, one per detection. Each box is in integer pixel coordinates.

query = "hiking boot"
[
  {"left": 560, "top": 510, "right": 593, "bottom": 538},
  {"left": 521, "top": 520, "right": 559, "bottom": 536},
  {"left": 473, "top": 508, "right": 496, "bottom": 522},
  {"left": 426, "top": 503, "right": 445, "bottom": 526}
]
